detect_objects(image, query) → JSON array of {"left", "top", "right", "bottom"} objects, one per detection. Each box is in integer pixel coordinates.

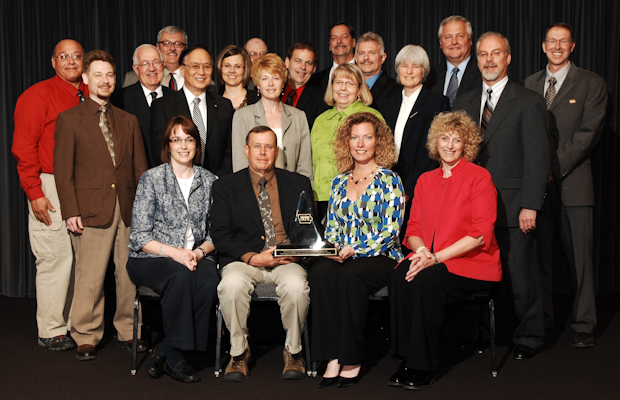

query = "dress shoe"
[
  {"left": 282, "top": 346, "right": 305, "bottom": 380},
  {"left": 76, "top": 344, "right": 97, "bottom": 361},
  {"left": 224, "top": 347, "right": 251, "bottom": 382},
  {"left": 164, "top": 360, "right": 201, "bottom": 382},
  {"left": 572, "top": 332, "right": 594, "bottom": 348},
  {"left": 317, "top": 376, "right": 339, "bottom": 388},
  {"left": 388, "top": 361, "right": 407, "bottom": 387},
  {"left": 513, "top": 344, "right": 537, "bottom": 360},
  {"left": 402, "top": 368, "right": 436, "bottom": 391},
  {"left": 117, "top": 339, "right": 147, "bottom": 353},
  {"left": 38, "top": 334, "right": 77, "bottom": 351},
  {"left": 337, "top": 375, "right": 360, "bottom": 388},
  {"left": 146, "top": 344, "right": 166, "bottom": 379}
]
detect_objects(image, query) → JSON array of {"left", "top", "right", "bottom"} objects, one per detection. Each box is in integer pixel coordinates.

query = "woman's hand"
[
  {"left": 171, "top": 246, "right": 198, "bottom": 271},
  {"left": 405, "top": 252, "right": 434, "bottom": 282},
  {"left": 324, "top": 245, "right": 354, "bottom": 263}
]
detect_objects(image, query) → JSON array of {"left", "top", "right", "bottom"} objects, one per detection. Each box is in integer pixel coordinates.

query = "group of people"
[{"left": 12, "top": 13, "right": 607, "bottom": 392}]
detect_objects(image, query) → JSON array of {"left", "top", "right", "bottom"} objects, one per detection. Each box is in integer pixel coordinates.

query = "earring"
[
  {"left": 357, "top": 95, "right": 360, "bottom": 101},
  {"left": 257, "top": 87, "right": 260, "bottom": 96}
]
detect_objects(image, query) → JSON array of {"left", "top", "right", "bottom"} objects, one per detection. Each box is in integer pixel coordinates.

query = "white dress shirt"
[
  {"left": 169, "top": 68, "right": 185, "bottom": 90},
  {"left": 394, "top": 86, "right": 423, "bottom": 154},
  {"left": 479, "top": 75, "right": 509, "bottom": 124},
  {"left": 140, "top": 84, "right": 164, "bottom": 107},
  {"left": 183, "top": 86, "right": 207, "bottom": 129}
]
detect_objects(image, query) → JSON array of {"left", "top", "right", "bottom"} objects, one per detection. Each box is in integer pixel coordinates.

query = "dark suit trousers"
[
  {"left": 495, "top": 226, "right": 545, "bottom": 349},
  {"left": 389, "top": 263, "right": 493, "bottom": 372},
  {"left": 536, "top": 182, "right": 596, "bottom": 333},
  {"left": 309, "top": 255, "right": 395, "bottom": 365},
  {"left": 127, "top": 257, "right": 219, "bottom": 351}
]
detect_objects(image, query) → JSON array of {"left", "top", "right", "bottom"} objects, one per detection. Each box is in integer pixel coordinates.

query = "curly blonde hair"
[
  {"left": 426, "top": 111, "right": 482, "bottom": 163},
  {"left": 333, "top": 112, "right": 398, "bottom": 173}
]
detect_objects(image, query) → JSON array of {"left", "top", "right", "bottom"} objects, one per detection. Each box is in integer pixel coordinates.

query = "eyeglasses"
[
  {"left": 169, "top": 137, "right": 196, "bottom": 144},
  {"left": 333, "top": 80, "right": 359, "bottom": 88},
  {"left": 136, "top": 60, "right": 163, "bottom": 69},
  {"left": 158, "top": 40, "right": 186, "bottom": 48},
  {"left": 545, "top": 39, "right": 571, "bottom": 47},
  {"left": 183, "top": 63, "right": 213, "bottom": 72},
  {"left": 477, "top": 50, "right": 505, "bottom": 59},
  {"left": 249, "top": 144, "right": 276, "bottom": 152},
  {"left": 54, "top": 53, "right": 83, "bottom": 61},
  {"left": 222, "top": 63, "right": 244, "bottom": 72},
  {"left": 249, "top": 52, "right": 268, "bottom": 58}
]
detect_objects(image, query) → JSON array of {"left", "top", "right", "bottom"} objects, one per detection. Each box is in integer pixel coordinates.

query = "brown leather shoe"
[
  {"left": 117, "top": 339, "right": 147, "bottom": 353},
  {"left": 282, "top": 346, "right": 306, "bottom": 380},
  {"left": 76, "top": 344, "right": 97, "bottom": 361},
  {"left": 224, "top": 347, "right": 251, "bottom": 382}
]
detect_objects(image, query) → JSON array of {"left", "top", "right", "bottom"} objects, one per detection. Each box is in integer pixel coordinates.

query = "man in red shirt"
[{"left": 12, "top": 39, "right": 88, "bottom": 351}]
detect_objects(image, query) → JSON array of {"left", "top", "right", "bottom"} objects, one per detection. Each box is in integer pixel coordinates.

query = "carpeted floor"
[{"left": 2, "top": 293, "right": 619, "bottom": 400}]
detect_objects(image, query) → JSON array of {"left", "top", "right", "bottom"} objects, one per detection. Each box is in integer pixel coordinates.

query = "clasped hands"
[
  {"left": 170, "top": 246, "right": 208, "bottom": 271},
  {"left": 405, "top": 247, "right": 435, "bottom": 282}
]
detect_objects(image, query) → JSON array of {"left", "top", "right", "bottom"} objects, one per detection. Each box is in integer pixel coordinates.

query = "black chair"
[
  {"left": 463, "top": 290, "right": 497, "bottom": 377},
  {"left": 214, "top": 282, "right": 313, "bottom": 377},
  {"left": 131, "top": 286, "right": 160, "bottom": 376}
]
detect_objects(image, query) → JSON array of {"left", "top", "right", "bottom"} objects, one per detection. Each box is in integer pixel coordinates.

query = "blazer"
[
  {"left": 210, "top": 168, "right": 314, "bottom": 267},
  {"left": 453, "top": 80, "right": 550, "bottom": 227},
  {"left": 369, "top": 71, "right": 400, "bottom": 109},
  {"left": 128, "top": 163, "right": 217, "bottom": 261},
  {"left": 426, "top": 59, "right": 482, "bottom": 103},
  {"left": 231, "top": 100, "right": 313, "bottom": 183},
  {"left": 295, "top": 83, "right": 329, "bottom": 130},
  {"left": 123, "top": 68, "right": 216, "bottom": 92},
  {"left": 523, "top": 65, "right": 608, "bottom": 206},
  {"left": 309, "top": 67, "right": 330, "bottom": 100},
  {"left": 378, "top": 86, "right": 450, "bottom": 197},
  {"left": 53, "top": 98, "right": 148, "bottom": 227},
  {"left": 150, "top": 89, "right": 234, "bottom": 177}
]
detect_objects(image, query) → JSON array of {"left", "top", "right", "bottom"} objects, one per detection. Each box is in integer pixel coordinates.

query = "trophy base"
[{"left": 274, "top": 244, "right": 337, "bottom": 257}]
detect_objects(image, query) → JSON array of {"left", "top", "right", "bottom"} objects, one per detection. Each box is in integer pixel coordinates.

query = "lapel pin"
[
  {"left": 569, "top": 99, "right": 576, "bottom": 104},
  {"left": 409, "top": 111, "right": 419, "bottom": 119}
]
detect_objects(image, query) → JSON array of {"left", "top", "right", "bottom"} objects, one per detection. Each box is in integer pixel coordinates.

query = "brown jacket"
[{"left": 53, "top": 98, "right": 148, "bottom": 227}]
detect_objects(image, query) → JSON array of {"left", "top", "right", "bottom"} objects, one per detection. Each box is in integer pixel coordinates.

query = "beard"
[{"left": 481, "top": 63, "right": 500, "bottom": 82}]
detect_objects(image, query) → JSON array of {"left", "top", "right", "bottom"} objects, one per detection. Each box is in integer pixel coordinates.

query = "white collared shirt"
[
  {"left": 479, "top": 75, "right": 509, "bottom": 124},
  {"left": 140, "top": 84, "right": 164, "bottom": 107},
  {"left": 442, "top": 55, "right": 472, "bottom": 95},
  {"left": 394, "top": 86, "right": 423, "bottom": 154},
  {"left": 169, "top": 68, "right": 185, "bottom": 90},
  {"left": 544, "top": 61, "right": 571, "bottom": 94},
  {"left": 183, "top": 86, "right": 207, "bottom": 128},
  {"left": 328, "top": 58, "right": 356, "bottom": 84}
]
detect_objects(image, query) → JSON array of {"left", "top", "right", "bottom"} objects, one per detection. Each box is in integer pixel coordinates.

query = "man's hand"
[
  {"left": 31, "top": 196, "right": 55, "bottom": 226},
  {"left": 66, "top": 216, "right": 83, "bottom": 234},
  {"left": 250, "top": 246, "right": 296, "bottom": 267},
  {"left": 519, "top": 208, "right": 538, "bottom": 234}
]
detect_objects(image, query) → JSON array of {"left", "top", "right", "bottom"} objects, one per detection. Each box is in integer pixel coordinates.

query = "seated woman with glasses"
[
  {"left": 231, "top": 53, "right": 312, "bottom": 181},
  {"left": 215, "top": 45, "right": 259, "bottom": 110},
  {"left": 126, "top": 115, "right": 219, "bottom": 383}
]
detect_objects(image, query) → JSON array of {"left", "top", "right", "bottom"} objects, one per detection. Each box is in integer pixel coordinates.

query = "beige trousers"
[
  {"left": 217, "top": 261, "right": 309, "bottom": 357},
  {"left": 69, "top": 198, "right": 138, "bottom": 346},
  {"left": 28, "top": 173, "right": 74, "bottom": 338}
]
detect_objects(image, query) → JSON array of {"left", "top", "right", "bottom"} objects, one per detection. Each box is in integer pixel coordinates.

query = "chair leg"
[
  {"left": 215, "top": 304, "right": 223, "bottom": 377},
  {"left": 489, "top": 298, "right": 497, "bottom": 377},
  {"left": 131, "top": 293, "right": 139, "bottom": 375},
  {"left": 303, "top": 321, "right": 313, "bottom": 376}
]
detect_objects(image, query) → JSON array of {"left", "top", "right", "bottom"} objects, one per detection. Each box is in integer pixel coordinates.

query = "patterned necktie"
[
  {"left": 446, "top": 67, "right": 459, "bottom": 107},
  {"left": 77, "top": 89, "right": 85, "bottom": 103},
  {"left": 192, "top": 98, "right": 207, "bottom": 166},
  {"left": 481, "top": 89, "right": 493, "bottom": 135},
  {"left": 545, "top": 76, "right": 557, "bottom": 110},
  {"left": 99, "top": 106, "right": 116, "bottom": 165},
  {"left": 258, "top": 177, "right": 276, "bottom": 249},
  {"left": 170, "top": 74, "right": 177, "bottom": 91},
  {"left": 285, "top": 90, "right": 296, "bottom": 106}
]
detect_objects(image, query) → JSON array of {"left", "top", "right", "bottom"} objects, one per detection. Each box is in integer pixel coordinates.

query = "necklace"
[{"left": 349, "top": 166, "right": 378, "bottom": 185}]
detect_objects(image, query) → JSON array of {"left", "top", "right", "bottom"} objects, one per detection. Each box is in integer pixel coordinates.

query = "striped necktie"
[
  {"left": 192, "top": 98, "right": 207, "bottom": 166},
  {"left": 481, "top": 89, "right": 493, "bottom": 135}
]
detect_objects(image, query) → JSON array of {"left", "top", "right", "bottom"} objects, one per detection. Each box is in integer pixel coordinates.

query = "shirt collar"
[
  {"left": 365, "top": 70, "right": 382, "bottom": 89},
  {"left": 446, "top": 55, "right": 471, "bottom": 74},
  {"left": 249, "top": 167, "right": 276, "bottom": 188},
  {"left": 140, "top": 83, "right": 164, "bottom": 99},
  {"left": 546, "top": 61, "right": 571, "bottom": 81}
]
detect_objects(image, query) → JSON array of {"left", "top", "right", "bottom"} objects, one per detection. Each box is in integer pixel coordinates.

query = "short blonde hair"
[
  {"left": 333, "top": 112, "right": 398, "bottom": 173},
  {"left": 427, "top": 111, "right": 482, "bottom": 163},
  {"left": 324, "top": 64, "right": 373, "bottom": 107},
  {"left": 251, "top": 53, "right": 287, "bottom": 87}
]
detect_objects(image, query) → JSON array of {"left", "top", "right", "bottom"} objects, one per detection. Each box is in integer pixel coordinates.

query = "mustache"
[{"left": 483, "top": 62, "right": 498, "bottom": 68}]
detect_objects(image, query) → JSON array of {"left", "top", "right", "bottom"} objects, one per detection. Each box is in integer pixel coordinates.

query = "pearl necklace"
[{"left": 349, "top": 166, "right": 378, "bottom": 185}]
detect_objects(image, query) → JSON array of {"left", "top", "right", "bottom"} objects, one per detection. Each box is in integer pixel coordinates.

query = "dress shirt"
[
  {"left": 281, "top": 84, "right": 306, "bottom": 108},
  {"left": 442, "top": 56, "right": 471, "bottom": 95},
  {"left": 169, "top": 68, "right": 184, "bottom": 90},
  {"left": 365, "top": 70, "right": 382, "bottom": 89},
  {"left": 394, "top": 86, "right": 422, "bottom": 154},
  {"left": 328, "top": 58, "right": 356, "bottom": 85},
  {"left": 183, "top": 86, "right": 207, "bottom": 128},
  {"left": 479, "top": 75, "right": 509, "bottom": 124},
  {"left": 12, "top": 75, "right": 88, "bottom": 201},
  {"left": 544, "top": 61, "right": 571, "bottom": 94},
  {"left": 140, "top": 84, "right": 164, "bottom": 107}
]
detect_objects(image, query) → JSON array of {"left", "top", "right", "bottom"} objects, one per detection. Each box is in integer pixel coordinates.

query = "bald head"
[
  {"left": 245, "top": 38, "right": 268, "bottom": 63},
  {"left": 51, "top": 39, "right": 85, "bottom": 88}
]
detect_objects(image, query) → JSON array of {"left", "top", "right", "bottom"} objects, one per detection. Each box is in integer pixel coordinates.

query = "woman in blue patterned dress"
[{"left": 308, "top": 112, "right": 405, "bottom": 388}]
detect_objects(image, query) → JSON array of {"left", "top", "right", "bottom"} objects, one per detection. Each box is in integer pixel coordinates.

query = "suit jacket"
[
  {"left": 231, "top": 100, "right": 313, "bottom": 183},
  {"left": 295, "top": 83, "right": 329, "bottom": 130},
  {"left": 453, "top": 80, "right": 550, "bottom": 227},
  {"left": 427, "top": 59, "right": 482, "bottom": 104},
  {"left": 123, "top": 68, "right": 216, "bottom": 92},
  {"left": 378, "top": 86, "right": 450, "bottom": 197},
  {"left": 150, "top": 89, "right": 234, "bottom": 177},
  {"left": 309, "top": 67, "right": 330, "bottom": 100},
  {"left": 370, "top": 71, "right": 400, "bottom": 109},
  {"left": 524, "top": 65, "right": 608, "bottom": 206},
  {"left": 210, "top": 168, "right": 314, "bottom": 267},
  {"left": 53, "top": 99, "right": 148, "bottom": 227}
]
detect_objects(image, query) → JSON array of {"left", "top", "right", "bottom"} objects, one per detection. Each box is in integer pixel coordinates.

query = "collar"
[
  {"left": 183, "top": 86, "right": 207, "bottom": 103},
  {"left": 249, "top": 167, "right": 276, "bottom": 188},
  {"left": 52, "top": 74, "right": 88, "bottom": 97},
  {"left": 482, "top": 75, "right": 509, "bottom": 95},
  {"left": 140, "top": 83, "right": 164, "bottom": 99},
  {"left": 325, "top": 100, "right": 365, "bottom": 120},
  {"left": 401, "top": 85, "right": 422, "bottom": 104},
  {"left": 546, "top": 61, "right": 571, "bottom": 81},
  {"left": 84, "top": 96, "right": 111, "bottom": 115},
  {"left": 365, "top": 70, "right": 382, "bottom": 89},
  {"left": 446, "top": 54, "right": 471, "bottom": 73}
]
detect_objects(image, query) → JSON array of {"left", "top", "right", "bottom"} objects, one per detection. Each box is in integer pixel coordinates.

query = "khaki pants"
[
  {"left": 69, "top": 198, "right": 138, "bottom": 346},
  {"left": 28, "top": 173, "right": 74, "bottom": 338},
  {"left": 218, "top": 261, "right": 309, "bottom": 357}
]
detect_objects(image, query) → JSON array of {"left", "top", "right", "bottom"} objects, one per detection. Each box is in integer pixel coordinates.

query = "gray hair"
[
  {"left": 356, "top": 31, "right": 385, "bottom": 54},
  {"left": 156, "top": 26, "right": 188, "bottom": 46},
  {"left": 476, "top": 31, "right": 511, "bottom": 55},
  {"left": 394, "top": 45, "right": 431, "bottom": 83},
  {"left": 132, "top": 44, "right": 163, "bottom": 65},
  {"left": 437, "top": 15, "right": 473, "bottom": 41}
]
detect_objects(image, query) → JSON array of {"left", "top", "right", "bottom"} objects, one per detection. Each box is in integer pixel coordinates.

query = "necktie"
[
  {"left": 285, "top": 90, "right": 296, "bottom": 106},
  {"left": 99, "top": 106, "right": 116, "bottom": 165},
  {"left": 258, "top": 177, "right": 276, "bottom": 249},
  {"left": 545, "top": 76, "right": 557, "bottom": 110},
  {"left": 170, "top": 74, "right": 177, "bottom": 91},
  {"left": 150, "top": 92, "right": 157, "bottom": 106},
  {"left": 446, "top": 67, "right": 459, "bottom": 107},
  {"left": 192, "top": 98, "right": 207, "bottom": 166},
  {"left": 481, "top": 89, "right": 493, "bottom": 135},
  {"left": 77, "top": 89, "right": 85, "bottom": 103}
]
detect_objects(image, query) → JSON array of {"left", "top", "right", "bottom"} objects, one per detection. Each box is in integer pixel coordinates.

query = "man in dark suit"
[
  {"left": 120, "top": 44, "right": 173, "bottom": 167},
  {"left": 151, "top": 45, "right": 234, "bottom": 177},
  {"left": 54, "top": 50, "right": 148, "bottom": 361},
  {"left": 355, "top": 32, "right": 400, "bottom": 109},
  {"left": 310, "top": 21, "right": 356, "bottom": 98},
  {"left": 524, "top": 23, "right": 608, "bottom": 348},
  {"left": 211, "top": 126, "right": 312, "bottom": 382},
  {"left": 454, "top": 32, "right": 550, "bottom": 360},
  {"left": 426, "top": 15, "right": 482, "bottom": 107},
  {"left": 282, "top": 42, "right": 328, "bottom": 130}
]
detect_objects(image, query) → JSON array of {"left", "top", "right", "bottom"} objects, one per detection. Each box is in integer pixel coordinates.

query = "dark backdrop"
[{"left": 1, "top": 0, "right": 618, "bottom": 297}]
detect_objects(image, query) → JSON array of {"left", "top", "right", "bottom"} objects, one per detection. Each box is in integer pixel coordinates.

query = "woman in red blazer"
[{"left": 387, "top": 111, "right": 502, "bottom": 391}]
